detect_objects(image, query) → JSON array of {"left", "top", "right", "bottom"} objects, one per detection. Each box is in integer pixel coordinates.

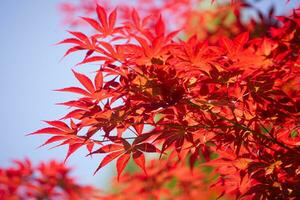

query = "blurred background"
[{"left": 0, "top": 0, "right": 299, "bottom": 190}]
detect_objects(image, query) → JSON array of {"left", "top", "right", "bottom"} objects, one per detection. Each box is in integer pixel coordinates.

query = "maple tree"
[{"left": 2, "top": 0, "right": 297, "bottom": 199}]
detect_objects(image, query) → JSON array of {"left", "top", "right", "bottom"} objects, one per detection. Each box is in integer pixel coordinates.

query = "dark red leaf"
[
  {"left": 133, "top": 151, "right": 146, "bottom": 174},
  {"left": 116, "top": 153, "right": 130, "bottom": 180},
  {"left": 136, "top": 143, "right": 159, "bottom": 153}
]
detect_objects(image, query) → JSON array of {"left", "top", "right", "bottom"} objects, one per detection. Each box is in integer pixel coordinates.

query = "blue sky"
[
  {"left": 0, "top": 0, "right": 299, "bottom": 190},
  {"left": 0, "top": 0, "right": 113, "bottom": 189}
]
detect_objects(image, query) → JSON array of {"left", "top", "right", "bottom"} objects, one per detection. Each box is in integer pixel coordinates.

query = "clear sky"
[{"left": 0, "top": 0, "right": 299, "bottom": 190}]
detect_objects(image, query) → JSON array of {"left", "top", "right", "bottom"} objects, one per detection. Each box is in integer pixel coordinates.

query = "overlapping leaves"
[{"left": 33, "top": 1, "right": 300, "bottom": 199}]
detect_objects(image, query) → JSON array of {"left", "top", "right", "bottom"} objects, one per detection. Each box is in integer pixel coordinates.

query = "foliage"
[
  {"left": 0, "top": 159, "right": 99, "bottom": 199},
  {"left": 100, "top": 159, "right": 225, "bottom": 200},
  {"left": 27, "top": 0, "right": 300, "bottom": 199}
]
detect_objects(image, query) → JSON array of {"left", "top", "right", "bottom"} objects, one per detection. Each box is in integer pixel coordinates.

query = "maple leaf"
[
  {"left": 90, "top": 136, "right": 159, "bottom": 178},
  {"left": 55, "top": 70, "right": 108, "bottom": 102}
]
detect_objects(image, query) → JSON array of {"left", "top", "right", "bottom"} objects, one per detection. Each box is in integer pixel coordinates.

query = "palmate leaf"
[
  {"left": 89, "top": 135, "right": 160, "bottom": 178},
  {"left": 55, "top": 70, "right": 108, "bottom": 102},
  {"left": 80, "top": 4, "right": 120, "bottom": 37},
  {"left": 30, "top": 120, "right": 99, "bottom": 163},
  {"left": 72, "top": 70, "right": 95, "bottom": 93}
]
